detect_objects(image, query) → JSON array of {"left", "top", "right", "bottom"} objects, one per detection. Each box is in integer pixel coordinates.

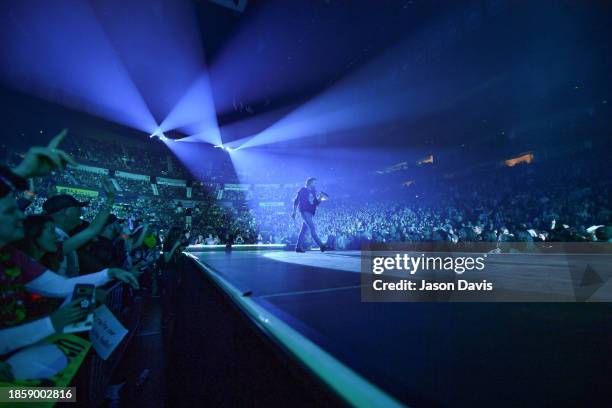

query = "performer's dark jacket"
[{"left": 294, "top": 187, "right": 320, "bottom": 215}]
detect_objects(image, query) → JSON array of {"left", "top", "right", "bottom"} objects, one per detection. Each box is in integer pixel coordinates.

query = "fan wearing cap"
[
  {"left": 0, "top": 132, "right": 140, "bottom": 359},
  {"left": 43, "top": 178, "right": 117, "bottom": 277}
]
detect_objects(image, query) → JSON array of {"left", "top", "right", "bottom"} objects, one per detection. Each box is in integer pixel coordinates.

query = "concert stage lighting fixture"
[
  {"left": 214, "top": 144, "right": 233, "bottom": 152},
  {"left": 150, "top": 128, "right": 172, "bottom": 142}
]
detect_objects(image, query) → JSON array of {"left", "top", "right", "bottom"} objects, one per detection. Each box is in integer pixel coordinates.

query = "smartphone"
[
  {"left": 71, "top": 284, "right": 95, "bottom": 311},
  {"left": 63, "top": 284, "right": 96, "bottom": 333}
]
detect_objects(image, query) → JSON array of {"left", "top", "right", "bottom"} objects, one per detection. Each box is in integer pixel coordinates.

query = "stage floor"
[{"left": 192, "top": 250, "right": 612, "bottom": 407}]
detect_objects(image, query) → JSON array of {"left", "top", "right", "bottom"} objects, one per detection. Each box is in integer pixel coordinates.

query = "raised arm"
[
  {"left": 62, "top": 178, "right": 116, "bottom": 254},
  {"left": 12, "top": 129, "right": 75, "bottom": 180},
  {"left": 132, "top": 223, "right": 149, "bottom": 249},
  {"left": 25, "top": 267, "right": 139, "bottom": 298}
]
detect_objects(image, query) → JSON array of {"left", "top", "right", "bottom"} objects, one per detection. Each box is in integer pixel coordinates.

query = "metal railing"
[{"left": 73, "top": 281, "right": 143, "bottom": 406}]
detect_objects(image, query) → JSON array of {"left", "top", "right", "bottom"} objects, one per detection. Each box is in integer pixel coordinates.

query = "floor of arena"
[{"left": 192, "top": 249, "right": 612, "bottom": 407}]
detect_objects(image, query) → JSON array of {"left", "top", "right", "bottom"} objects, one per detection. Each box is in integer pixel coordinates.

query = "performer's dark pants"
[{"left": 297, "top": 211, "right": 323, "bottom": 249}]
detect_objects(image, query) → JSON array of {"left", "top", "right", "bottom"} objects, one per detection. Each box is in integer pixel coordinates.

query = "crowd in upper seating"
[
  {"left": 61, "top": 135, "right": 192, "bottom": 179},
  {"left": 1, "top": 132, "right": 194, "bottom": 180},
  {"left": 113, "top": 177, "right": 151, "bottom": 195}
]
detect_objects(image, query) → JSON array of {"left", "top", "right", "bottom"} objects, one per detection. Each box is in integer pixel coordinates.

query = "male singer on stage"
[{"left": 292, "top": 177, "right": 328, "bottom": 253}]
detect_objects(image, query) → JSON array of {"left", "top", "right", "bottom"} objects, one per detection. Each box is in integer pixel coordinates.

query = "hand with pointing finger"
[{"left": 13, "top": 129, "right": 75, "bottom": 179}]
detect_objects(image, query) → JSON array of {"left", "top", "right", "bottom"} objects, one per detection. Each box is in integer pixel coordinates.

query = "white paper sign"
[{"left": 90, "top": 305, "right": 128, "bottom": 360}]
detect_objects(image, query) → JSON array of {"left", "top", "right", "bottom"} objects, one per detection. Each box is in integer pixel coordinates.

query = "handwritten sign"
[{"left": 90, "top": 305, "right": 128, "bottom": 360}]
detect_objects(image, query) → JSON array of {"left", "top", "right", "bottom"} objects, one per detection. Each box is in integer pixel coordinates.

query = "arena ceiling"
[{"left": 0, "top": 0, "right": 610, "bottom": 157}]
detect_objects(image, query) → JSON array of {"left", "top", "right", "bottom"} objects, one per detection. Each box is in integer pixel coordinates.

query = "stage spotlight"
[
  {"left": 150, "top": 127, "right": 164, "bottom": 138},
  {"left": 213, "top": 144, "right": 233, "bottom": 152},
  {"left": 149, "top": 128, "right": 174, "bottom": 142}
]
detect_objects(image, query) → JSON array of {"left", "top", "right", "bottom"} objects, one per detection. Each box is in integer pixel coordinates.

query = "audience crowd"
[
  {"left": 0, "top": 131, "right": 191, "bottom": 392},
  {"left": 248, "top": 160, "right": 611, "bottom": 248},
  {"left": 60, "top": 135, "right": 191, "bottom": 179},
  {"left": 0, "top": 130, "right": 610, "bottom": 401}
]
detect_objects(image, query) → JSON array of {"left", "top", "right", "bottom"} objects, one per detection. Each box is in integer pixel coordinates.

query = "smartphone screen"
[
  {"left": 64, "top": 284, "right": 96, "bottom": 333},
  {"left": 71, "top": 284, "right": 95, "bottom": 311}
]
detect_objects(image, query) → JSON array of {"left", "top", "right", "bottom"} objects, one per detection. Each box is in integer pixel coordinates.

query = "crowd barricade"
[{"left": 72, "top": 281, "right": 144, "bottom": 406}]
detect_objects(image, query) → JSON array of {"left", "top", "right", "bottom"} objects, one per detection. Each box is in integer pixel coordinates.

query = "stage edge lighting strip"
[{"left": 185, "top": 253, "right": 406, "bottom": 408}]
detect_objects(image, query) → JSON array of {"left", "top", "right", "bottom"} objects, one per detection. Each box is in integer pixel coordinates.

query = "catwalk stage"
[{"left": 189, "top": 249, "right": 612, "bottom": 407}]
